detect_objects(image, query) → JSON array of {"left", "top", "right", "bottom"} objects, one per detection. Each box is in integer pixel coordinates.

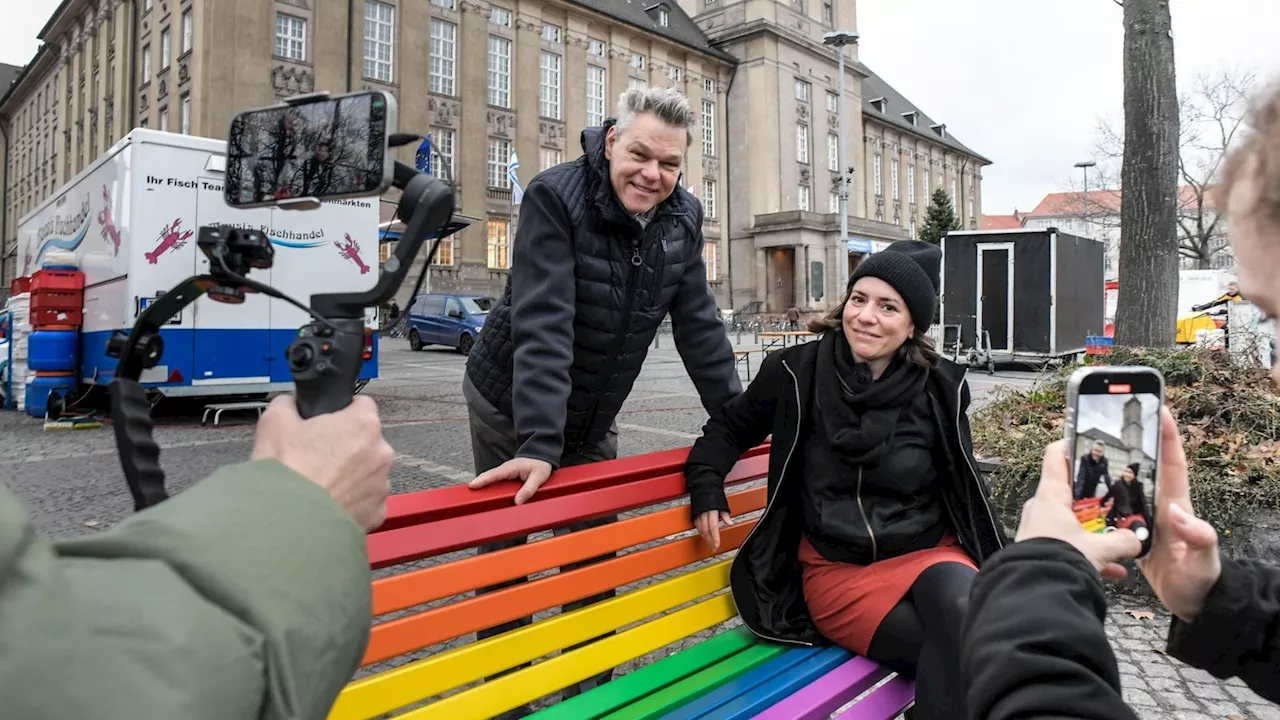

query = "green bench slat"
[
  {"left": 528, "top": 627, "right": 757, "bottom": 720},
  {"left": 603, "top": 641, "right": 790, "bottom": 720}
]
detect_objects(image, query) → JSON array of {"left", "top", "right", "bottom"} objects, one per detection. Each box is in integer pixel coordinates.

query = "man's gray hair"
[{"left": 615, "top": 87, "right": 697, "bottom": 148}]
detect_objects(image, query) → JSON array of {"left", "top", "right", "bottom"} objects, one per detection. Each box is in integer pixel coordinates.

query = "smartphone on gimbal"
[
  {"left": 223, "top": 89, "right": 397, "bottom": 208},
  {"left": 1064, "top": 366, "right": 1164, "bottom": 558}
]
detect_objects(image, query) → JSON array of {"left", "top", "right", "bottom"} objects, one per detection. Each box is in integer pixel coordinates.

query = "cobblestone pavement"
[{"left": 7, "top": 339, "right": 1270, "bottom": 717}]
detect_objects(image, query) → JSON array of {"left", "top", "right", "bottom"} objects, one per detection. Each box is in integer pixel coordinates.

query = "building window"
[
  {"left": 969, "top": 196, "right": 975, "bottom": 220},
  {"left": 488, "top": 138, "right": 512, "bottom": 188},
  {"left": 380, "top": 240, "right": 397, "bottom": 263},
  {"left": 434, "top": 234, "right": 453, "bottom": 265},
  {"left": 907, "top": 165, "right": 916, "bottom": 203},
  {"left": 541, "top": 24, "right": 561, "bottom": 43},
  {"left": 432, "top": 127, "right": 455, "bottom": 179},
  {"left": 588, "top": 40, "right": 605, "bottom": 57},
  {"left": 822, "top": 1, "right": 834, "bottom": 24},
  {"left": 180, "top": 95, "right": 190, "bottom": 134},
  {"left": 829, "top": 190, "right": 840, "bottom": 213},
  {"left": 540, "top": 148, "right": 562, "bottom": 171},
  {"left": 363, "top": 1, "right": 394, "bottom": 83},
  {"left": 487, "top": 35, "right": 511, "bottom": 108},
  {"left": 874, "top": 154, "right": 883, "bottom": 196},
  {"left": 796, "top": 124, "right": 809, "bottom": 164},
  {"left": 586, "top": 64, "right": 606, "bottom": 127},
  {"left": 827, "top": 133, "right": 838, "bottom": 172},
  {"left": 275, "top": 14, "right": 306, "bottom": 61},
  {"left": 795, "top": 78, "right": 810, "bottom": 102},
  {"left": 702, "top": 178, "right": 717, "bottom": 219},
  {"left": 669, "top": 67, "right": 682, "bottom": 84},
  {"left": 891, "top": 158, "right": 900, "bottom": 201},
  {"left": 159, "top": 106, "right": 169, "bottom": 132},
  {"left": 487, "top": 219, "right": 510, "bottom": 269},
  {"left": 430, "top": 19, "right": 456, "bottom": 95},
  {"left": 826, "top": 90, "right": 839, "bottom": 113},
  {"left": 161, "top": 28, "right": 171, "bottom": 68},
  {"left": 704, "top": 241, "right": 718, "bottom": 282},
  {"left": 490, "top": 7, "right": 511, "bottom": 26},
  {"left": 628, "top": 77, "right": 647, "bottom": 90},
  {"left": 658, "top": 8, "right": 670, "bottom": 26},
  {"left": 911, "top": 218, "right": 918, "bottom": 238},
  {"left": 923, "top": 168, "right": 931, "bottom": 195},
  {"left": 142, "top": 43, "right": 151, "bottom": 79},
  {"left": 431, "top": 0, "right": 455, "bottom": 7},
  {"left": 798, "top": 185, "right": 811, "bottom": 211},
  {"left": 182, "top": 10, "right": 193, "bottom": 54},
  {"left": 701, "top": 99, "right": 715, "bottom": 156},
  {"left": 703, "top": 77, "right": 715, "bottom": 94},
  {"left": 539, "top": 51, "right": 561, "bottom": 119},
  {"left": 631, "top": 52, "right": 646, "bottom": 70},
  {"left": 951, "top": 176, "right": 957, "bottom": 201}
]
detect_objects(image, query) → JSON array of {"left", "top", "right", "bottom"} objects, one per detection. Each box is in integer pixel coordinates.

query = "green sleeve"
[{"left": 0, "top": 459, "right": 371, "bottom": 720}]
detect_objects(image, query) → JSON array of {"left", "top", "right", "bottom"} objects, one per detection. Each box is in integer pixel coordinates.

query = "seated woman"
[
  {"left": 684, "top": 241, "right": 1008, "bottom": 720},
  {"left": 1103, "top": 463, "right": 1151, "bottom": 541}
]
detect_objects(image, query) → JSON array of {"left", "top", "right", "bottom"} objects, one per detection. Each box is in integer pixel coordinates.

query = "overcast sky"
[
  {"left": 1077, "top": 391, "right": 1160, "bottom": 459},
  {"left": 5, "top": 0, "right": 1280, "bottom": 215}
]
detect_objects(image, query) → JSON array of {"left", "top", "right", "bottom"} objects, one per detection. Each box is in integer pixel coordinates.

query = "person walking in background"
[{"left": 462, "top": 86, "right": 741, "bottom": 717}]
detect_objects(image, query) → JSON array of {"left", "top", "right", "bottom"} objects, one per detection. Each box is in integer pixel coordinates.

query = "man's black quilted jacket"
[{"left": 464, "top": 119, "right": 742, "bottom": 466}]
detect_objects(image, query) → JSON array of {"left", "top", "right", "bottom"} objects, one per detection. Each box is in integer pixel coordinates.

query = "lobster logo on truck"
[
  {"left": 335, "top": 234, "right": 371, "bottom": 274},
  {"left": 97, "top": 185, "right": 122, "bottom": 256},
  {"left": 145, "top": 218, "right": 194, "bottom": 264}
]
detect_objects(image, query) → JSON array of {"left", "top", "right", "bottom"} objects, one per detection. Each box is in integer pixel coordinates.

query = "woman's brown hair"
[{"left": 806, "top": 287, "right": 941, "bottom": 369}]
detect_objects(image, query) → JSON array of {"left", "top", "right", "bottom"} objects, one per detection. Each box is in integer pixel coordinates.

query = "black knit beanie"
[{"left": 847, "top": 240, "right": 942, "bottom": 329}]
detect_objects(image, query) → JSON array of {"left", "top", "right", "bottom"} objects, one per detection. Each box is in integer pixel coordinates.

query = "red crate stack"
[{"left": 28, "top": 269, "right": 85, "bottom": 329}]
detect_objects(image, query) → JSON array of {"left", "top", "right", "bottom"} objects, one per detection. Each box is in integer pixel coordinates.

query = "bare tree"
[
  {"left": 1074, "top": 68, "right": 1256, "bottom": 267},
  {"left": 1114, "top": 0, "right": 1180, "bottom": 348}
]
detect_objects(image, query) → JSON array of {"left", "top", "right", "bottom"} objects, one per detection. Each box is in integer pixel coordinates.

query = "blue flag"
[{"left": 415, "top": 134, "right": 433, "bottom": 173}]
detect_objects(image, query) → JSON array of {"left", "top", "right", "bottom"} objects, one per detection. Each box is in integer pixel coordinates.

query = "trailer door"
[
  {"left": 191, "top": 177, "right": 274, "bottom": 385},
  {"left": 977, "top": 243, "right": 1015, "bottom": 352}
]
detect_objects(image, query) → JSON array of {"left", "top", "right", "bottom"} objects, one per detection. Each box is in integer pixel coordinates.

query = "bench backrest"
[{"left": 330, "top": 445, "right": 771, "bottom": 719}]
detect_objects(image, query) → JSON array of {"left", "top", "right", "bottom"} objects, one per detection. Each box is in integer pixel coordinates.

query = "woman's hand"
[{"left": 694, "top": 510, "right": 734, "bottom": 552}]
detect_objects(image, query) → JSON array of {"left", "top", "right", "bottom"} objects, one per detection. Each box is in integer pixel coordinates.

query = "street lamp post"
[
  {"left": 824, "top": 29, "right": 859, "bottom": 303},
  {"left": 1074, "top": 160, "right": 1096, "bottom": 237}
]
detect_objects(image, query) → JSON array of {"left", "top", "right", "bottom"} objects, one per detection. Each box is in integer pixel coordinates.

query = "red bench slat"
[
  {"left": 375, "top": 443, "right": 771, "bottom": 531},
  {"left": 366, "top": 453, "right": 770, "bottom": 569}
]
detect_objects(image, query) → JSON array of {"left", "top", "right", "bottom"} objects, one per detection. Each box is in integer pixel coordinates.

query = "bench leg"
[{"left": 555, "top": 513, "right": 620, "bottom": 698}]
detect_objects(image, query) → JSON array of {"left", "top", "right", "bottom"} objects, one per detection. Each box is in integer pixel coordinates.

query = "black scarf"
[{"left": 814, "top": 328, "right": 929, "bottom": 464}]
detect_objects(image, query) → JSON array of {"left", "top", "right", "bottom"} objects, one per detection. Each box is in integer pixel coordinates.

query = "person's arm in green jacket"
[{"left": 0, "top": 459, "right": 372, "bottom": 720}]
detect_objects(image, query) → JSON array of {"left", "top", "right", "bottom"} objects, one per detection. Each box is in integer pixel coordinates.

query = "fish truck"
[{"left": 14, "top": 128, "right": 381, "bottom": 404}]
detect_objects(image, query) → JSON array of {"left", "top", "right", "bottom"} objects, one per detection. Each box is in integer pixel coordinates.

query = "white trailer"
[{"left": 16, "top": 129, "right": 381, "bottom": 398}]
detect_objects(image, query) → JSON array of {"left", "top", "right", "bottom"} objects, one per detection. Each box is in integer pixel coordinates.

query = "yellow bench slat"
[
  {"left": 329, "top": 560, "right": 732, "bottom": 720},
  {"left": 405, "top": 594, "right": 737, "bottom": 719}
]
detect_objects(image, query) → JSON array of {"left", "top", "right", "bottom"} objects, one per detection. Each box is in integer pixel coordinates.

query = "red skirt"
[{"left": 797, "top": 531, "right": 977, "bottom": 656}]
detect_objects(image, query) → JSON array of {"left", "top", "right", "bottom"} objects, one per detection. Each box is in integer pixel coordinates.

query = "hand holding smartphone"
[{"left": 1064, "top": 366, "right": 1164, "bottom": 558}]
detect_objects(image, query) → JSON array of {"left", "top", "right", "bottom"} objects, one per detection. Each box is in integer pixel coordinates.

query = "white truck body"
[{"left": 17, "top": 129, "right": 381, "bottom": 397}]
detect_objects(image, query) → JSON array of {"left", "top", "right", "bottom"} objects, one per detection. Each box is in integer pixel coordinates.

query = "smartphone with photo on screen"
[{"left": 1064, "top": 366, "right": 1165, "bottom": 558}]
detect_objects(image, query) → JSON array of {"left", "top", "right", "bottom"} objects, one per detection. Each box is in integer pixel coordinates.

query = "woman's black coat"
[{"left": 684, "top": 338, "right": 1010, "bottom": 646}]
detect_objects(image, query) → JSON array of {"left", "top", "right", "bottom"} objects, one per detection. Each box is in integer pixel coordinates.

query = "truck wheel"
[
  {"left": 408, "top": 329, "right": 424, "bottom": 351},
  {"left": 458, "top": 333, "right": 474, "bottom": 355}
]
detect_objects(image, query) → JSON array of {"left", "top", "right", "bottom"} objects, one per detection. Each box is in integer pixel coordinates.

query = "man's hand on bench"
[{"left": 470, "top": 457, "right": 554, "bottom": 505}]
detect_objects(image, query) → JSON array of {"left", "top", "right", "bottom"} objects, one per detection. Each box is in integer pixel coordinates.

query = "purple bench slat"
[
  {"left": 751, "top": 656, "right": 893, "bottom": 720},
  {"left": 831, "top": 674, "right": 916, "bottom": 719}
]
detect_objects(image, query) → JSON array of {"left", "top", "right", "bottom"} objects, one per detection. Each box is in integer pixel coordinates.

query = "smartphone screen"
[
  {"left": 224, "top": 91, "right": 390, "bottom": 207},
  {"left": 1067, "top": 368, "right": 1163, "bottom": 557}
]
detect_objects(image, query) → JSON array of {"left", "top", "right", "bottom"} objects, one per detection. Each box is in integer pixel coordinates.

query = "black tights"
[{"left": 865, "top": 562, "right": 976, "bottom": 720}]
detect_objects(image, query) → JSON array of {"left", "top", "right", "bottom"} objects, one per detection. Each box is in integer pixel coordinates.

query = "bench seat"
[{"left": 334, "top": 445, "right": 915, "bottom": 720}]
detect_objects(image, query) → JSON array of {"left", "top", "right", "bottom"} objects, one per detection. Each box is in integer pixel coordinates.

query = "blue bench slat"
[
  {"left": 656, "top": 646, "right": 824, "bottom": 720},
  {"left": 702, "top": 646, "right": 853, "bottom": 720}
]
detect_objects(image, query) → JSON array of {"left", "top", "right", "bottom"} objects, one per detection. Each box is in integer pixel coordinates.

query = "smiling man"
[{"left": 461, "top": 87, "right": 741, "bottom": 714}]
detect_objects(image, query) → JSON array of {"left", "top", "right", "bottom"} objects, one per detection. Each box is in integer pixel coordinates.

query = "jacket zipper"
[
  {"left": 855, "top": 466, "right": 878, "bottom": 563},
  {"left": 955, "top": 368, "right": 1006, "bottom": 549},
  {"left": 579, "top": 233, "right": 646, "bottom": 447},
  {"left": 734, "top": 359, "right": 814, "bottom": 648}
]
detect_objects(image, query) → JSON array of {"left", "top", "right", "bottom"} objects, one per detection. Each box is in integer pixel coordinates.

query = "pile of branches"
[{"left": 971, "top": 347, "right": 1280, "bottom": 569}]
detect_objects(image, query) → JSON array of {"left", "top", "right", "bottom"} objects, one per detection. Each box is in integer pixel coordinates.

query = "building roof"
[
  {"left": 569, "top": 0, "right": 737, "bottom": 63},
  {"left": 0, "top": 63, "right": 22, "bottom": 98},
  {"left": 981, "top": 213, "right": 1024, "bottom": 230},
  {"left": 1026, "top": 186, "right": 1218, "bottom": 218},
  {"left": 861, "top": 66, "right": 991, "bottom": 165}
]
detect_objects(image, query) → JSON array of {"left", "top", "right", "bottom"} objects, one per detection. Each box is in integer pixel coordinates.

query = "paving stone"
[
  {"left": 1143, "top": 662, "right": 1179, "bottom": 678},
  {"left": 1115, "top": 660, "right": 1140, "bottom": 676},
  {"left": 1158, "top": 691, "right": 1202, "bottom": 710},
  {"left": 1251, "top": 703, "right": 1280, "bottom": 720},
  {"left": 1137, "top": 709, "right": 1167, "bottom": 720},
  {"left": 1228, "top": 684, "right": 1269, "bottom": 705},
  {"left": 1178, "top": 666, "right": 1219, "bottom": 684},
  {"left": 1185, "top": 681, "right": 1227, "bottom": 700},
  {"left": 1226, "top": 676, "right": 1248, "bottom": 687},
  {"left": 1199, "top": 700, "right": 1245, "bottom": 718},
  {"left": 1120, "top": 673, "right": 1148, "bottom": 691},
  {"left": 1167, "top": 712, "right": 1214, "bottom": 720},
  {"left": 1123, "top": 688, "right": 1158, "bottom": 706},
  {"left": 1147, "top": 675, "right": 1185, "bottom": 693}
]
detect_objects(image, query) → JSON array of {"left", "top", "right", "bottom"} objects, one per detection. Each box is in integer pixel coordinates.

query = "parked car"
[{"left": 404, "top": 293, "right": 494, "bottom": 355}]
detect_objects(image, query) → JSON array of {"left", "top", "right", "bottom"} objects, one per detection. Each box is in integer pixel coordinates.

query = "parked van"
[{"left": 405, "top": 293, "right": 494, "bottom": 354}]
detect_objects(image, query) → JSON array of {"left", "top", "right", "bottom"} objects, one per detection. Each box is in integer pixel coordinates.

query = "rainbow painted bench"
[{"left": 329, "top": 445, "right": 916, "bottom": 720}]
